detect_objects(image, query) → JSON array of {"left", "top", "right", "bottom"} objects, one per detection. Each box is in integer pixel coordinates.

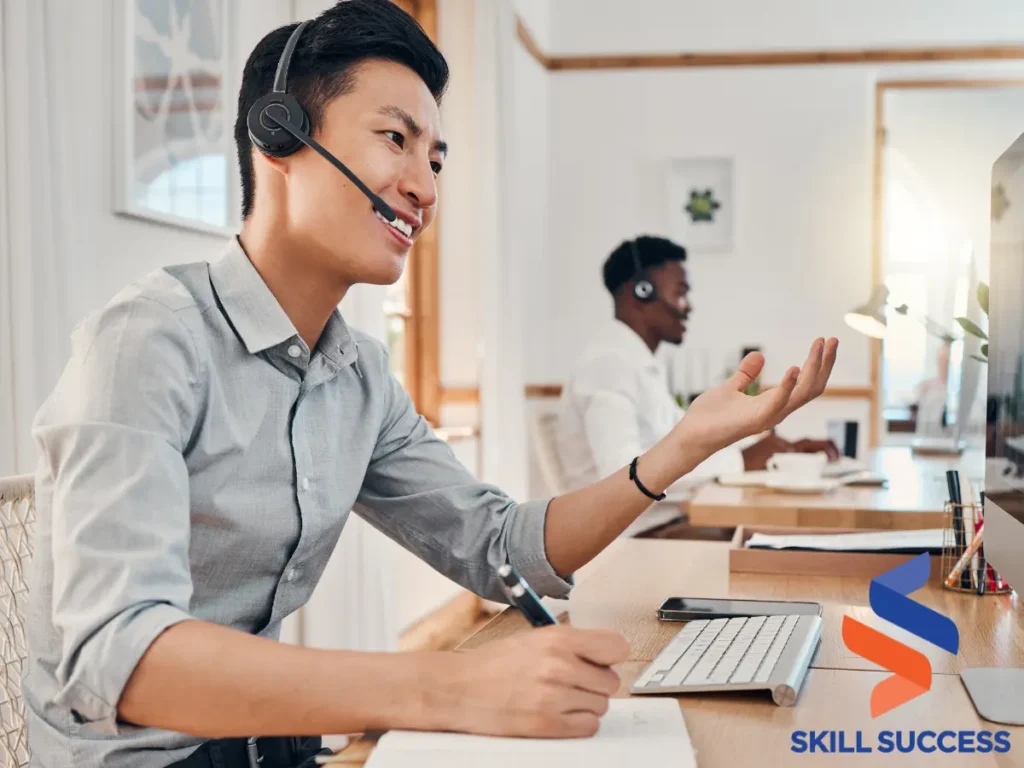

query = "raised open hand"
[{"left": 674, "top": 338, "right": 838, "bottom": 458}]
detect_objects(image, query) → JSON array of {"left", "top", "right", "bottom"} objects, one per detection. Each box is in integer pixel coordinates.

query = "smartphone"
[{"left": 657, "top": 597, "right": 822, "bottom": 621}]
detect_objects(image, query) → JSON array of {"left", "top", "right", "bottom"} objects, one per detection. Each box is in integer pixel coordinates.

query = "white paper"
[
  {"left": 361, "top": 699, "right": 695, "bottom": 768},
  {"left": 745, "top": 528, "right": 946, "bottom": 552}
]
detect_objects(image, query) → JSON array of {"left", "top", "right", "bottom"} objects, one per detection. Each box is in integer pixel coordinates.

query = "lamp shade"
[{"left": 844, "top": 285, "right": 889, "bottom": 339}]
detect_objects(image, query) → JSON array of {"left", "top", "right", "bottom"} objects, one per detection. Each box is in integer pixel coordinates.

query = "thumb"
[{"left": 727, "top": 351, "right": 766, "bottom": 392}]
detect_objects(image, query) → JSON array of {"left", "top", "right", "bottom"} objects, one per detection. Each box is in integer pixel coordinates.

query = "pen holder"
[{"left": 940, "top": 502, "right": 1011, "bottom": 595}]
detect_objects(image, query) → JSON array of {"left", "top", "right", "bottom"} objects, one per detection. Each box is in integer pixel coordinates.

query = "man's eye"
[
  {"left": 431, "top": 161, "right": 443, "bottom": 175},
  {"left": 384, "top": 131, "right": 405, "bottom": 148}
]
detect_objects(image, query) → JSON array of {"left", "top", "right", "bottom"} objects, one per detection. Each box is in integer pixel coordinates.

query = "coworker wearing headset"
[
  {"left": 557, "top": 236, "right": 839, "bottom": 494},
  {"left": 23, "top": 3, "right": 837, "bottom": 767}
]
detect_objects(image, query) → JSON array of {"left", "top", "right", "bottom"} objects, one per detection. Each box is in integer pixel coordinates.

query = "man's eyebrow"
[{"left": 378, "top": 104, "right": 448, "bottom": 155}]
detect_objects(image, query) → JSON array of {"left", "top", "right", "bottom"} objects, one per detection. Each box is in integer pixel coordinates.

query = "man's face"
[
  {"left": 647, "top": 261, "right": 691, "bottom": 345},
  {"left": 276, "top": 59, "right": 446, "bottom": 284}
]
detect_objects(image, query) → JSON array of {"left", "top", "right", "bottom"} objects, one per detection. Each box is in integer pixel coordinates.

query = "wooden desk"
[
  {"left": 689, "top": 446, "right": 985, "bottom": 530},
  {"left": 455, "top": 539, "right": 1024, "bottom": 766},
  {"left": 337, "top": 539, "right": 1024, "bottom": 766}
]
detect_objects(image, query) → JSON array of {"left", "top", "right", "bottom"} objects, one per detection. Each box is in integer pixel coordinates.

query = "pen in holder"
[{"left": 940, "top": 501, "right": 1010, "bottom": 595}]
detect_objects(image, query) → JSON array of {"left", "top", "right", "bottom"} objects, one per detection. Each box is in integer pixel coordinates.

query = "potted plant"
[{"left": 956, "top": 282, "right": 989, "bottom": 363}]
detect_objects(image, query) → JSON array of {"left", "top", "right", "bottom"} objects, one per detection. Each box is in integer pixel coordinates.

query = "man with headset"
[
  {"left": 557, "top": 236, "right": 839, "bottom": 493},
  {"left": 23, "top": 3, "right": 837, "bottom": 767}
]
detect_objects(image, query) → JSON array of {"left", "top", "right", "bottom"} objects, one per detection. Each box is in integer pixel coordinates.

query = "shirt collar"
[
  {"left": 208, "top": 238, "right": 359, "bottom": 369},
  {"left": 607, "top": 318, "right": 661, "bottom": 369},
  {"left": 209, "top": 238, "right": 298, "bottom": 355}
]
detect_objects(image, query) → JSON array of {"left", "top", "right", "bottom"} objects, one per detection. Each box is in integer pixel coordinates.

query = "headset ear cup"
[
  {"left": 247, "top": 93, "right": 310, "bottom": 158},
  {"left": 634, "top": 278, "right": 655, "bottom": 302}
]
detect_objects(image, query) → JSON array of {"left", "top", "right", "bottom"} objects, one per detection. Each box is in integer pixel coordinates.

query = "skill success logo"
[
  {"left": 790, "top": 554, "right": 1011, "bottom": 756},
  {"left": 842, "top": 553, "right": 958, "bottom": 717}
]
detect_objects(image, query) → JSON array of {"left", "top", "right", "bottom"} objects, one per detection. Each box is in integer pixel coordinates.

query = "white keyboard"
[{"left": 631, "top": 614, "right": 822, "bottom": 706}]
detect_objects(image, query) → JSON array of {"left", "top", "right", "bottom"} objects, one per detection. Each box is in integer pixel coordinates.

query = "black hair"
[
  {"left": 234, "top": 0, "right": 449, "bottom": 218},
  {"left": 602, "top": 236, "right": 688, "bottom": 296}
]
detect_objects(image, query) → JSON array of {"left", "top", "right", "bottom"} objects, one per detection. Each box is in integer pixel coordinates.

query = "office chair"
[
  {"left": 0, "top": 474, "right": 34, "bottom": 768},
  {"left": 528, "top": 410, "right": 569, "bottom": 496}
]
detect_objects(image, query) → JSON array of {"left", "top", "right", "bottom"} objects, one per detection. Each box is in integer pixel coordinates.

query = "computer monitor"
[
  {"left": 984, "top": 129, "right": 1024, "bottom": 595},
  {"left": 959, "top": 129, "right": 1024, "bottom": 726}
]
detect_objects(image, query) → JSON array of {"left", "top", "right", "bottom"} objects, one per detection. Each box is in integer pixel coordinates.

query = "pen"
[
  {"left": 946, "top": 470, "right": 971, "bottom": 589},
  {"left": 977, "top": 492, "right": 986, "bottom": 595},
  {"left": 497, "top": 564, "right": 558, "bottom": 627},
  {"left": 945, "top": 524, "right": 985, "bottom": 589}
]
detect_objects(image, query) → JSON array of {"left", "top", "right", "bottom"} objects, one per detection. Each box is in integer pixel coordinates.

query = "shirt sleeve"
[
  {"left": 32, "top": 295, "right": 200, "bottom": 734},
  {"left": 574, "top": 354, "right": 644, "bottom": 480},
  {"left": 353, "top": 354, "right": 572, "bottom": 603}
]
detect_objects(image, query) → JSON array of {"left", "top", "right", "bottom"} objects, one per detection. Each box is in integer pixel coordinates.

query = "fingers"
[
  {"left": 559, "top": 627, "right": 631, "bottom": 667},
  {"left": 750, "top": 367, "right": 799, "bottom": 429},
  {"left": 822, "top": 439, "right": 840, "bottom": 462},
  {"left": 791, "top": 338, "right": 825, "bottom": 403},
  {"left": 539, "top": 653, "right": 621, "bottom": 696},
  {"left": 728, "top": 351, "right": 766, "bottom": 392},
  {"left": 816, "top": 337, "right": 839, "bottom": 393},
  {"left": 530, "top": 711, "right": 602, "bottom": 739}
]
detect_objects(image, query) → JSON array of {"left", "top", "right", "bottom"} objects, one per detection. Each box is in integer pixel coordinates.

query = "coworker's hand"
[
  {"left": 793, "top": 438, "right": 841, "bottom": 462},
  {"left": 439, "top": 625, "right": 628, "bottom": 738},
  {"left": 674, "top": 338, "right": 838, "bottom": 458},
  {"left": 741, "top": 431, "right": 794, "bottom": 471},
  {"left": 741, "top": 434, "right": 841, "bottom": 470}
]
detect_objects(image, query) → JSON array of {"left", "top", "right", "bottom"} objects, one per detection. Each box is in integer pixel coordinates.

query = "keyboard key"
[
  {"left": 754, "top": 616, "right": 800, "bottom": 683},
  {"left": 710, "top": 617, "right": 765, "bottom": 684},
  {"left": 730, "top": 618, "right": 782, "bottom": 684},
  {"left": 633, "top": 621, "right": 705, "bottom": 687},
  {"left": 662, "top": 621, "right": 726, "bottom": 686}
]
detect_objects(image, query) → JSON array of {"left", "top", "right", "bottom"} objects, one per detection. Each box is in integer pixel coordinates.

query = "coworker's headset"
[
  {"left": 627, "top": 238, "right": 688, "bottom": 317},
  {"left": 246, "top": 19, "right": 397, "bottom": 222},
  {"left": 628, "top": 239, "right": 656, "bottom": 303}
]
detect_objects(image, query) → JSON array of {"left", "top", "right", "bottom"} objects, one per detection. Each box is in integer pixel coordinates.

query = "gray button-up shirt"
[{"left": 24, "top": 239, "right": 571, "bottom": 768}]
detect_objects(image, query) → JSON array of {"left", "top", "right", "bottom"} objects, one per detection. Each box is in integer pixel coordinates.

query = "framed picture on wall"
[
  {"left": 113, "top": 0, "right": 237, "bottom": 235},
  {"left": 666, "top": 156, "right": 734, "bottom": 253}
]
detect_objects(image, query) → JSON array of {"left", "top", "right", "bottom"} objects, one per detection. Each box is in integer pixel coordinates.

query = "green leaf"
[
  {"left": 977, "top": 282, "right": 989, "bottom": 315},
  {"left": 955, "top": 316, "right": 988, "bottom": 340},
  {"left": 981, "top": 343, "right": 989, "bottom": 358}
]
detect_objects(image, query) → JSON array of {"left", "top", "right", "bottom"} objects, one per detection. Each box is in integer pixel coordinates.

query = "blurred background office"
[{"left": 2, "top": 0, "right": 1023, "bottom": 711}]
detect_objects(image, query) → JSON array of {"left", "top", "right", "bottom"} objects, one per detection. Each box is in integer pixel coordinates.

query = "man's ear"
[{"left": 253, "top": 147, "right": 290, "bottom": 177}]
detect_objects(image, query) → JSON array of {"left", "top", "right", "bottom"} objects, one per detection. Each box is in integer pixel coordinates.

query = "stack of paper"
[
  {"left": 745, "top": 529, "right": 946, "bottom": 553},
  {"left": 356, "top": 699, "right": 696, "bottom": 768}
]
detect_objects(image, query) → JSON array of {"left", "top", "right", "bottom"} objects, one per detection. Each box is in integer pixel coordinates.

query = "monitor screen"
[{"left": 984, "top": 129, "right": 1024, "bottom": 592}]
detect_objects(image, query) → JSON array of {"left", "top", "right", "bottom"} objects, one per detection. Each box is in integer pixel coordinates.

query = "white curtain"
[
  {"left": 475, "top": 0, "right": 531, "bottom": 498},
  {"left": 0, "top": 1, "right": 92, "bottom": 477}
]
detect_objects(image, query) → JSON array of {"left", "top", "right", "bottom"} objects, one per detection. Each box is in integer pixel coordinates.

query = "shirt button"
[
  {"left": 287, "top": 344, "right": 302, "bottom": 358},
  {"left": 287, "top": 567, "right": 299, "bottom": 582},
  {"left": 301, "top": 476, "right": 310, "bottom": 492}
]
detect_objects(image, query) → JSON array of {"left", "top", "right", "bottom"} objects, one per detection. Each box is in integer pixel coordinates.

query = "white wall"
[
  {"left": 529, "top": 4, "right": 1024, "bottom": 458},
  {"left": 68, "top": 1, "right": 283, "bottom": 317},
  {"left": 548, "top": 0, "right": 1024, "bottom": 56}
]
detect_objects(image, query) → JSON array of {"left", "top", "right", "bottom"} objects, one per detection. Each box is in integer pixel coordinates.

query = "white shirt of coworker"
[{"left": 556, "top": 319, "right": 745, "bottom": 495}]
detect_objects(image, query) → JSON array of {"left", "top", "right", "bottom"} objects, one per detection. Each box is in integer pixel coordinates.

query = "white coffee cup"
[{"left": 767, "top": 452, "right": 828, "bottom": 477}]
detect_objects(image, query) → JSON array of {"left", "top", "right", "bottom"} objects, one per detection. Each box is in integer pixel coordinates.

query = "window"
[
  {"left": 881, "top": 148, "right": 973, "bottom": 435},
  {"left": 139, "top": 153, "right": 228, "bottom": 228}
]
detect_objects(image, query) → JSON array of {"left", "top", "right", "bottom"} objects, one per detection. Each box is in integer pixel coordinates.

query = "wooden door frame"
[
  {"left": 869, "top": 78, "right": 1024, "bottom": 447},
  {"left": 391, "top": 0, "right": 441, "bottom": 424}
]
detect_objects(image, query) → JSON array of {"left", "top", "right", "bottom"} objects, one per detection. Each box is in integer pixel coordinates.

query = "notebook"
[{"left": 351, "top": 699, "right": 695, "bottom": 768}]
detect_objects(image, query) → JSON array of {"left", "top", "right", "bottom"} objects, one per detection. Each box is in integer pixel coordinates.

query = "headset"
[
  {"left": 628, "top": 239, "right": 656, "bottom": 303},
  {"left": 246, "top": 19, "right": 397, "bottom": 222}
]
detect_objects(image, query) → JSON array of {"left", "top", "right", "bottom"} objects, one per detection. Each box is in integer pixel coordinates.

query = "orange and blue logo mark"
[{"left": 842, "top": 553, "right": 960, "bottom": 717}]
